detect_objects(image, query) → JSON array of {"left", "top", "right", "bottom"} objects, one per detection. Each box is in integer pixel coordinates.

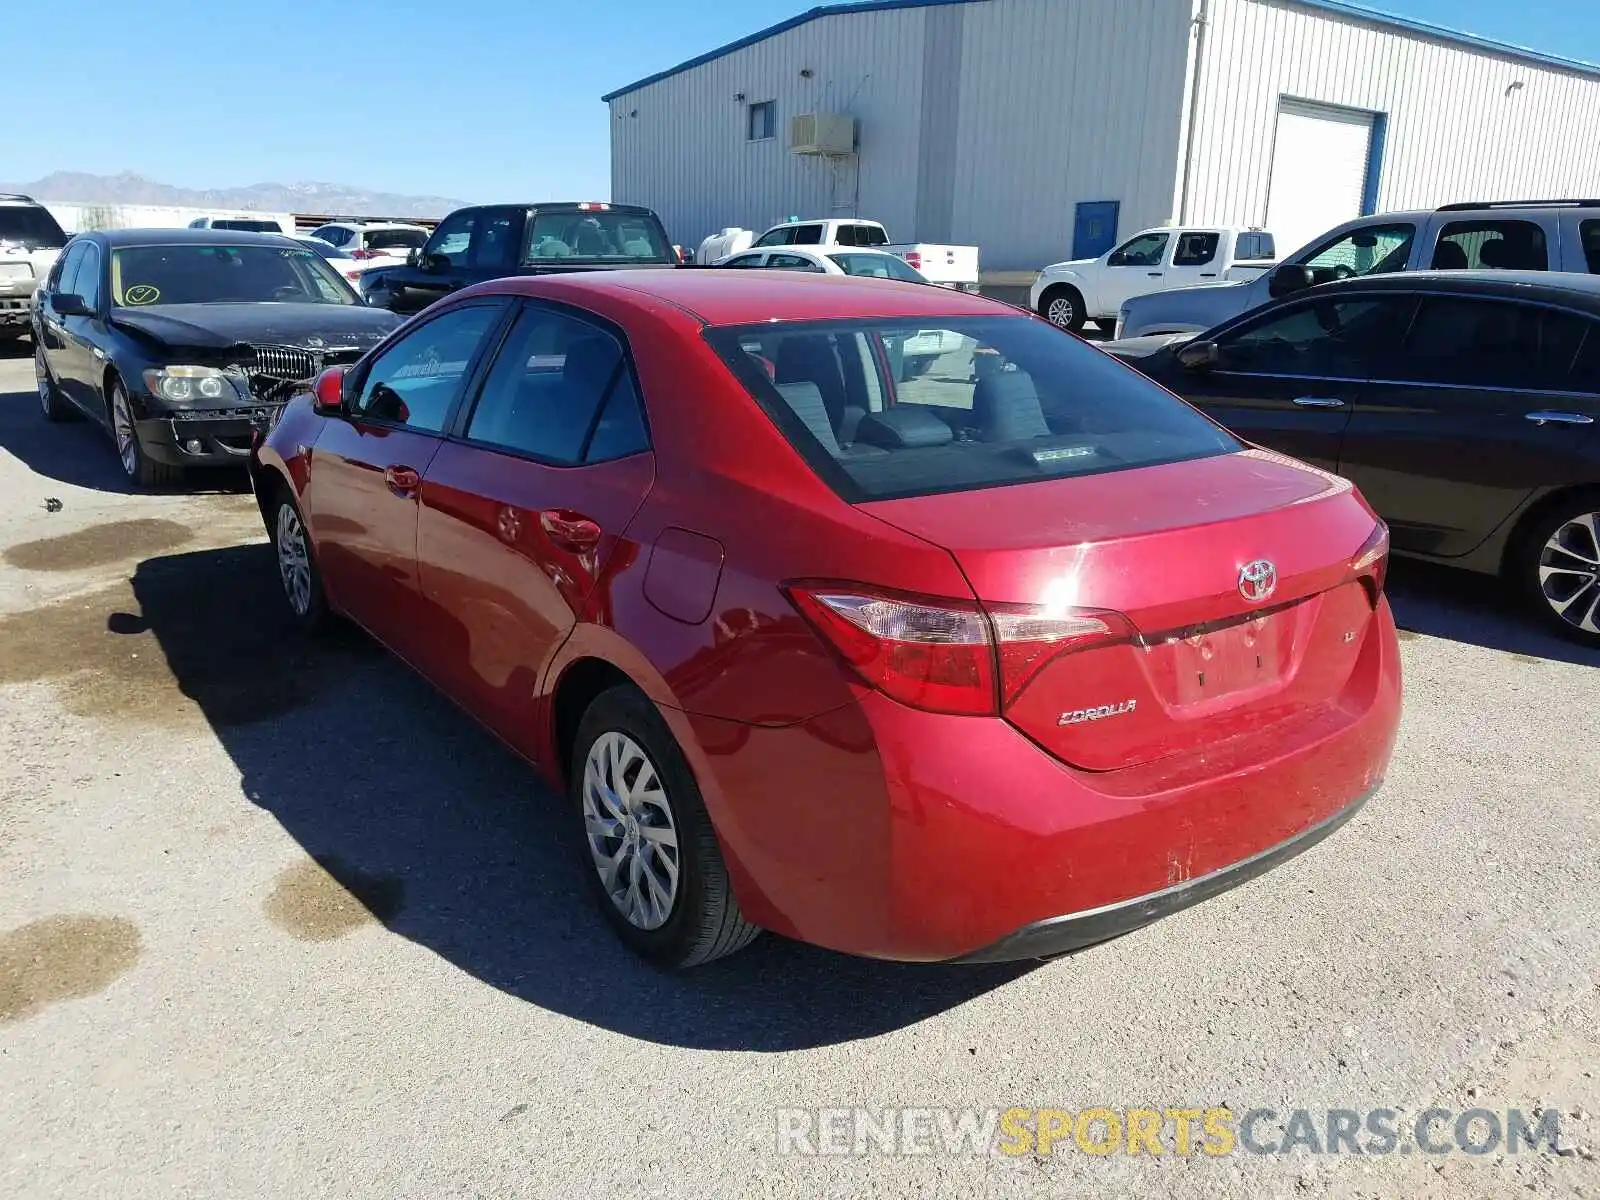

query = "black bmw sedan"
[
  {"left": 1102, "top": 270, "right": 1600, "bottom": 643},
  {"left": 32, "top": 228, "right": 402, "bottom": 487}
]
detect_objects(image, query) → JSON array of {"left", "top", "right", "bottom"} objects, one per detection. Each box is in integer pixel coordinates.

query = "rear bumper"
[
  {"left": 683, "top": 596, "right": 1401, "bottom": 962},
  {"left": 0, "top": 296, "right": 33, "bottom": 329},
  {"left": 947, "top": 787, "right": 1372, "bottom": 963}
]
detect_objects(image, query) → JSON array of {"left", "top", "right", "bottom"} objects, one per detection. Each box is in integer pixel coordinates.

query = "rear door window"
[
  {"left": 767, "top": 253, "right": 823, "bottom": 272},
  {"left": 706, "top": 315, "right": 1239, "bottom": 502},
  {"left": 1394, "top": 297, "right": 1586, "bottom": 390},
  {"left": 1581, "top": 220, "right": 1600, "bottom": 274},
  {"left": 463, "top": 306, "right": 647, "bottom": 464},
  {"left": 0, "top": 204, "right": 68, "bottom": 249},
  {"left": 1432, "top": 220, "right": 1548, "bottom": 271},
  {"left": 791, "top": 224, "right": 824, "bottom": 246},
  {"left": 1173, "top": 232, "right": 1220, "bottom": 267}
]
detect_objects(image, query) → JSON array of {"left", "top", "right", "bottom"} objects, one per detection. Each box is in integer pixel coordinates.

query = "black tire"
[
  {"left": 1515, "top": 491, "right": 1600, "bottom": 646},
  {"left": 109, "top": 379, "right": 182, "bottom": 489},
  {"left": 35, "top": 347, "right": 73, "bottom": 422},
  {"left": 1038, "top": 284, "right": 1086, "bottom": 333},
  {"left": 266, "top": 485, "right": 331, "bottom": 633},
  {"left": 570, "top": 685, "right": 760, "bottom": 969}
]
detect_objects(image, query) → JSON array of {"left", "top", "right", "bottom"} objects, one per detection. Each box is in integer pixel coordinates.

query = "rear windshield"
[
  {"left": 523, "top": 210, "right": 672, "bottom": 264},
  {"left": 211, "top": 219, "right": 283, "bottom": 233},
  {"left": 0, "top": 205, "right": 69, "bottom": 249},
  {"left": 827, "top": 252, "right": 925, "bottom": 282},
  {"left": 364, "top": 228, "right": 427, "bottom": 251},
  {"left": 707, "top": 315, "right": 1239, "bottom": 502}
]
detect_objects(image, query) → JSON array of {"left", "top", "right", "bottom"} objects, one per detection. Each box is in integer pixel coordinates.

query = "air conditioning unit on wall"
[{"left": 790, "top": 113, "right": 856, "bottom": 156}]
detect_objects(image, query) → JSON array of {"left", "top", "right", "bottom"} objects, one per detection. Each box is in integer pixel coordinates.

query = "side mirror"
[
  {"left": 52, "top": 292, "right": 91, "bottom": 317},
  {"left": 421, "top": 252, "right": 450, "bottom": 273},
  {"left": 1176, "top": 340, "right": 1219, "bottom": 371},
  {"left": 405, "top": 248, "right": 421, "bottom": 268},
  {"left": 311, "top": 365, "right": 348, "bottom": 416},
  {"left": 1268, "top": 264, "right": 1315, "bottom": 299}
]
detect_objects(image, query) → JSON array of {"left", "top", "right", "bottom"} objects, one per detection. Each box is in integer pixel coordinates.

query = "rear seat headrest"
[{"left": 972, "top": 369, "right": 1051, "bottom": 442}]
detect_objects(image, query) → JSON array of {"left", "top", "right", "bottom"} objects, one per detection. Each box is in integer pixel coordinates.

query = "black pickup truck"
[{"left": 362, "top": 201, "right": 679, "bottom": 315}]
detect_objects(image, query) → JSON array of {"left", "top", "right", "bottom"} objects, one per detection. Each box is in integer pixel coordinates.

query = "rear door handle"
[
  {"left": 1292, "top": 396, "right": 1347, "bottom": 409},
  {"left": 540, "top": 509, "right": 602, "bottom": 552},
  {"left": 1525, "top": 410, "right": 1594, "bottom": 426},
  {"left": 384, "top": 465, "right": 421, "bottom": 496}
]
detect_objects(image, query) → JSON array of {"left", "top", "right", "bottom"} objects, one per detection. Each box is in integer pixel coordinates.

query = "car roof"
[
  {"left": 475, "top": 268, "right": 1006, "bottom": 325},
  {"left": 88, "top": 227, "right": 300, "bottom": 247},
  {"left": 1313, "top": 269, "right": 1600, "bottom": 311}
]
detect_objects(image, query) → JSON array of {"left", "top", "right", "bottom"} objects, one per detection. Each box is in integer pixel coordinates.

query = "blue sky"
[{"left": 5, "top": 0, "right": 1595, "bottom": 203}]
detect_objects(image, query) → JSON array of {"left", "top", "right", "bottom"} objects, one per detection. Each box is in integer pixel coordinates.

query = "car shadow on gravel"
[
  {"left": 125, "top": 543, "right": 1034, "bottom": 1051},
  {"left": 0, "top": 383, "right": 249, "bottom": 496},
  {"left": 1384, "top": 558, "right": 1600, "bottom": 667}
]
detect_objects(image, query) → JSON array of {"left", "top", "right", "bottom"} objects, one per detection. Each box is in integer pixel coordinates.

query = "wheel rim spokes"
[
  {"left": 582, "top": 731, "right": 680, "bottom": 931},
  {"left": 276, "top": 505, "right": 312, "bottom": 616},
  {"left": 113, "top": 393, "right": 137, "bottom": 473},
  {"left": 1538, "top": 512, "right": 1600, "bottom": 634}
]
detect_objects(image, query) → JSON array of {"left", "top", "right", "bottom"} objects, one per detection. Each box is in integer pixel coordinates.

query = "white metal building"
[{"left": 604, "top": 0, "right": 1600, "bottom": 271}]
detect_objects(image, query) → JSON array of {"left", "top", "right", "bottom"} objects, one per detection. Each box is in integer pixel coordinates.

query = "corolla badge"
[
  {"left": 1238, "top": 559, "right": 1278, "bottom": 604},
  {"left": 1057, "top": 699, "right": 1137, "bottom": 727}
]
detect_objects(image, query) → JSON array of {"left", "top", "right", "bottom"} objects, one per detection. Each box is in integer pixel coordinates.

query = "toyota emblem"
[{"left": 1238, "top": 559, "right": 1278, "bottom": 603}]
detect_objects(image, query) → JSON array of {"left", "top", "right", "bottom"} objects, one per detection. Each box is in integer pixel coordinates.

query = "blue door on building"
[{"left": 1072, "top": 201, "right": 1120, "bottom": 260}]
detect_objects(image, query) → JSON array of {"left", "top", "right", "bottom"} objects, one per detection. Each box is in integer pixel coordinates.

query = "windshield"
[
  {"left": 364, "top": 228, "right": 427, "bottom": 251},
  {"left": 0, "top": 205, "right": 69, "bottom": 250},
  {"left": 827, "top": 253, "right": 925, "bottom": 283},
  {"left": 522, "top": 210, "right": 673, "bottom": 263},
  {"left": 707, "top": 315, "right": 1238, "bottom": 502},
  {"left": 110, "top": 244, "right": 359, "bottom": 306},
  {"left": 211, "top": 219, "right": 283, "bottom": 233}
]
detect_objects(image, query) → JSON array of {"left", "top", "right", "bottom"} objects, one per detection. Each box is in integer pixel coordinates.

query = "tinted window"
[
  {"left": 428, "top": 210, "right": 477, "bottom": 266},
  {"left": 76, "top": 244, "right": 103, "bottom": 310},
  {"left": 707, "top": 315, "right": 1239, "bottom": 502},
  {"left": 791, "top": 224, "right": 824, "bottom": 246},
  {"left": 472, "top": 210, "right": 518, "bottom": 269},
  {"left": 723, "top": 254, "right": 765, "bottom": 268},
  {"left": 1571, "top": 327, "right": 1600, "bottom": 394},
  {"left": 1237, "top": 232, "right": 1277, "bottom": 261},
  {"left": 53, "top": 242, "right": 87, "bottom": 298},
  {"left": 1108, "top": 233, "right": 1168, "bottom": 267},
  {"left": 1396, "top": 297, "right": 1587, "bottom": 390},
  {"left": 1216, "top": 296, "right": 1412, "bottom": 377},
  {"left": 768, "top": 253, "right": 823, "bottom": 272},
  {"left": 110, "top": 244, "right": 355, "bottom": 306},
  {"left": 855, "top": 225, "right": 889, "bottom": 247},
  {"left": 1432, "top": 220, "right": 1547, "bottom": 271},
  {"left": 753, "top": 226, "right": 796, "bottom": 248},
  {"left": 352, "top": 304, "right": 502, "bottom": 431},
  {"left": 1173, "top": 232, "right": 1220, "bottom": 267},
  {"left": 212, "top": 219, "right": 282, "bottom": 233},
  {"left": 0, "top": 205, "right": 68, "bottom": 249},
  {"left": 1300, "top": 224, "right": 1414, "bottom": 282},
  {"left": 828, "top": 253, "right": 925, "bottom": 282},
  {"left": 1580, "top": 220, "right": 1600, "bottom": 274},
  {"left": 465, "top": 307, "right": 647, "bottom": 464},
  {"left": 747, "top": 100, "right": 775, "bottom": 141},
  {"left": 523, "top": 210, "right": 671, "bottom": 264},
  {"left": 364, "top": 228, "right": 427, "bottom": 252}
]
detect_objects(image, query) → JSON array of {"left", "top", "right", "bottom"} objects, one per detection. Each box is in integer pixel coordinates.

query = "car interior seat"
[
  {"left": 972, "top": 369, "right": 1051, "bottom": 442},
  {"left": 1431, "top": 241, "right": 1470, "bottom": 270}
]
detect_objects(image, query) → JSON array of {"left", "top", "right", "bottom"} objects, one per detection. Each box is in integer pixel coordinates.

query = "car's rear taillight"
[
  {"left": 902, "top": 251, "right": 922, "bottom": 270},
  {"left": 784, "top": 583, "right": 1132, "bottom": 715},
  {"left": 350, "top": 248, "right": 380, "bottom": 259},
  {"left": 1349, "top": 520, "right": 1390, "bottom": 601}
]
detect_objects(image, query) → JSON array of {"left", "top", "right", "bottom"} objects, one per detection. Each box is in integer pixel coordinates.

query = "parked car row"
[{"left": 695, "top": 217, "right": 983, "bottom": 292}]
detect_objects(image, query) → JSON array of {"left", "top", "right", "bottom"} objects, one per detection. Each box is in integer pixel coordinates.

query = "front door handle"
[
  {"left": 1525, "top": 410, "right": 1594, "bottom": 426},
  {"left": 1147, "top": 272, "right": 1164, "bottom": 277},
  {"left": 384, "top": 464, "right": 421, "bottom": 496},
  {"left": 1292, "top": 396, "right": 1347, "bottom": 409},
  {"left": 540, "top": 509, "right": 602, "bottom": 552}
]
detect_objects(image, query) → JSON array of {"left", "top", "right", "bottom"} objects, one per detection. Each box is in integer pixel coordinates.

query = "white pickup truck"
[
  {"left": 1028, "top": 225, "right": 1278, "bottom": 333},
  {"left": 696, "top": 218, "right": 980, "bottom": 291}
]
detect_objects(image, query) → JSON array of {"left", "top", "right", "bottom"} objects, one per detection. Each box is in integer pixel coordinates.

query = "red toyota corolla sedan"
[{"left": 250, "top": 269, "right": 1401, "bottom": 969}]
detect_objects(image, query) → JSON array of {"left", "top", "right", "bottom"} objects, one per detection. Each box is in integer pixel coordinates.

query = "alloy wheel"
[
  {"left": 275, "top": 504, "right": 313, "bottom": 617},
  {"left": 1537, "top": 510, "right": 1600, "bottom": 635},
  {"left": 582, "top": 731, "right": 681, "bottom": 931},
  {"left": 112, "top": 389, "right": 138, "bottom": 477},
  {"left": 1046, "top": 296, "right": 1076, "bottom": 328}
]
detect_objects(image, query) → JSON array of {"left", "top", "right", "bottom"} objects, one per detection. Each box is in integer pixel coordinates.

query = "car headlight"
[{"left": 142, "top": 365, "right": 247, "bottom": 403}]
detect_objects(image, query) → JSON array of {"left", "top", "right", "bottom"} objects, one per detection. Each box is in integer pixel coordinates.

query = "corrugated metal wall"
[
  {"left": 1186, "top": 0, "right": 1600, "bottom": 238},
  {"left": 951, "top": 0, "right": 1192, "bottom": 270},
  {"left": 609, "top": 8, "right": 930, "bottom": 251}
]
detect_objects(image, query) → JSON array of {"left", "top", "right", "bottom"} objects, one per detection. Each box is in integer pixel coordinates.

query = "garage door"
[{"left": 1265, "top": 101, "right": 1375, "bottom": 260}]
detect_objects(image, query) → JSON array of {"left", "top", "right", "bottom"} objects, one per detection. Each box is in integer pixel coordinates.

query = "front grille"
[{"left": 247, "top": 344, "right": 321, "bottom": 380}]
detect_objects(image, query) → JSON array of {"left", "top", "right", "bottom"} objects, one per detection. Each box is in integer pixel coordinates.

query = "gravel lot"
[{"left": 1, "top": 339, "right": 1597, "bottom": 1199}]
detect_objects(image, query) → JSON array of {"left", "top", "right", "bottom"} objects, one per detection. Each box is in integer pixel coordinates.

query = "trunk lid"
[{"left": 860, "top": 448, "right": 1383, "bottom": 771}]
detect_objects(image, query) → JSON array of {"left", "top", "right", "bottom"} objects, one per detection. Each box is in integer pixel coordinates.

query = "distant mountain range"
[{"left": 1, "top": 171, "right": 472, "bottom": 217}]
